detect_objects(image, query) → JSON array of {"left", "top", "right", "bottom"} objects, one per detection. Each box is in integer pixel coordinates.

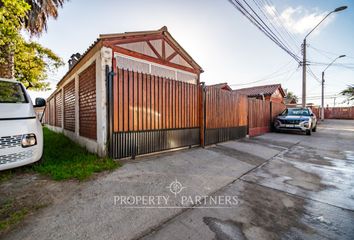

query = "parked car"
[
  {"left": 0, "top": 78, "right": 46, "bottom": 171},
  {"left": 274, "top": 107, "right": 317, "bottom": 135}
]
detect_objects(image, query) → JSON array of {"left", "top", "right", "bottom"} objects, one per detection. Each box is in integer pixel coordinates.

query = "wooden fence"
[
  {"left": 45, "top": 67, "right": 287, "bottom": 159},
  {"left": 271, "top": 101, "right": 287, "bottom": 120},
  {"left": 109, "top": 68, "right": 200, "bottom": 159},
  {"left": 248, "top": 99, "right": 286, "bottom": 137},
  {"left": 311, "top": 106, "right": 354, "bottom": 119},
  {"left": 204, "top": 86, "right": 248, "bottom": 145}
]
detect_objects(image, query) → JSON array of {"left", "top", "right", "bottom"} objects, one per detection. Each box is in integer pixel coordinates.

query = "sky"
[{"left": 27, "top": 0, "right": 354, "bottom": 107}]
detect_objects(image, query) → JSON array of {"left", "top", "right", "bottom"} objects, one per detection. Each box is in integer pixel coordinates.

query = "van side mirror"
[
  {"left": 310, "top": 113, "right": 314, "bottom": 116},
  {"left": 34, "top": 98, "right": 46, "bottom": 108}
]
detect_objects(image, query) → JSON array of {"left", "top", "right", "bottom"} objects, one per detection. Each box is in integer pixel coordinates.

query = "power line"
[
  {"left": 307, "top": 66, "right": 321, "bottom": 84},
  {"left": 251, "top": 0, "right": 299, "bottom": 55},
  {"left": 230, "top": 59, "right": 296, "bottom": 86},
  {"left": 260, "top": 0, "right": 301, "bottom": 49},
  {"left": 281, "top": 66, "right": 300, "bottom": 84},
  {"left": 227, "top": 0, "right": 301, "bottom": 63},
  {"left": 309, "top": 61, "right": 354, "bottom": 66},
  {"left": 308, "top": 45, "right": 354, "bottom": 60}
]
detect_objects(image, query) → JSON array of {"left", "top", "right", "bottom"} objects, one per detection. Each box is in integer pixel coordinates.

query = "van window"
[{"left": 0, "top": 81, "right": 27, "bottom": 103}]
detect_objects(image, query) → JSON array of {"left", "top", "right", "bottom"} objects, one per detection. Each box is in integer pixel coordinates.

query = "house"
[
  {"left": 207, "top": 83, "right": 232, "bottom": 91},
  {"left": 43, "top": 27, "right": 203, "bottom": 158},
  {"left": 233, "top": 84, "right": 285, "bottom": 103}
]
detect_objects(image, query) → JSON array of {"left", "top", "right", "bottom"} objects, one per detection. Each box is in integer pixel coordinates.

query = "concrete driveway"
[{"left": 3, "top": 120, "right": 354, "bottom": 240}]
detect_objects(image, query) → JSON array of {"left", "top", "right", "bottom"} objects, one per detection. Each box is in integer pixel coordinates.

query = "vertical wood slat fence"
[
  {"left": 204, "top": 86, "right": 248, "bottom": 145},
  {"left": 109, "top": 68, "right": 200, "bottom": 159},
  {"left": 271, "top": 102, "right": 287, "bottom": 121},
  {"left": 248, "top": 98, "right": 270, "bottom": 137},
  {"left": 248, "top": 99, "right": 286, "bottom": 137},
  {"left": 311, "top": 107, "right": 354, "bottom": 119},
  {"left": 107, "top": 69, "right": 287, "bottom": 158}
]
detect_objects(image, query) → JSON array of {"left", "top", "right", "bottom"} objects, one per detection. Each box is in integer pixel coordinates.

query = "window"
[
  {"left": 281, "top": 108, "right": 310, "bottom": 116},
  {"left": 115, "top": 54, "right": 198, "bottom": 84},
  {"left": 0, "top": 81, "right": 27, "bottom": 103}
]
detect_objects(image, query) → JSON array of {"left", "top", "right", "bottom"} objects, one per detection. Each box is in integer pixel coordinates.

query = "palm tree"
[
  {"left": 24, "top": 0, "right": 65, "bottom": 36},
  {"left": 285, "top": 91, "right": 298, "bottom": 104},
  {"left": 341, "top": 85, "right": 354, "bottom": 103}
]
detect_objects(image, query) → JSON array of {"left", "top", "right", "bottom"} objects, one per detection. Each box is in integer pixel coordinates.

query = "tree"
[
  {"left": 285, "top": 91, "right": 298, "bottom": 104},
  {"left": 341, "top": 85, "right": 354, "bottom": 104},
  {"left": 0, "top": 0, "right": 29, "bottom": 78},
  {"left": 15, "top": 41, "right": 63, "bottom": 90},
  {"left": 24, "top": 0, "right": 65, "bottom": 36},
  {"left": 0, "top": 0, "right": 64, "bottom": 90}
]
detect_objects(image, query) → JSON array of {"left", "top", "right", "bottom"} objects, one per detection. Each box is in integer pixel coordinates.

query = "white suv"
[{"left": 0, "top": 78, "right": 45, "bottom": 171}]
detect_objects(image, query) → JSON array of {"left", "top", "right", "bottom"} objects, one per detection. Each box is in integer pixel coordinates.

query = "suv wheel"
[
  {"left": 306, "top": 129, "right": 311, "bottom": 135},
  {"left": 312, "top": 125, "right": 317, "bottom": 132}
]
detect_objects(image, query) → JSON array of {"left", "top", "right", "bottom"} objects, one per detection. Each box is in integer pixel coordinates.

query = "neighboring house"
[
  {"left": 207, "top": 83, "right": 232, "bottom": 91},
  {"left": 289, "top": 98, "right": 297, "bottom": 104},
  {"left": 43, "top": 26, "right": 203, "bottom": 157},
  {"left": 234, "top": 84, "right": 285, "bottom": 103}
]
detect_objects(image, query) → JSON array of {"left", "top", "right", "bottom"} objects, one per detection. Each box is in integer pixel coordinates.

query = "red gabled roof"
[
  {"left": 207, "top": 83, "right": 232, "bottom": 91},
  {"left": 234, "top": 84, "right": 285, "bottom": 97}
]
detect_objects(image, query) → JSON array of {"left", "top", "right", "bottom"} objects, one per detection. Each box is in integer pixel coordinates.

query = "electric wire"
[{"left": 227, "top": 0, "right": 301, "bottom": 63}]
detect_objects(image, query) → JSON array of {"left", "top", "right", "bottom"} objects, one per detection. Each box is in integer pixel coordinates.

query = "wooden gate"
[
  {"left": 204, "top": 86, "right": 248, "bottom": 145},
  {"left": 248, "top": 98, "right": 271, "bottom": 137},
  {"left": 108, "top": 68, "right": 200, "bottom": 159},
  {"left": 248, "top": 99, "right": 286, "bottom": 136}
]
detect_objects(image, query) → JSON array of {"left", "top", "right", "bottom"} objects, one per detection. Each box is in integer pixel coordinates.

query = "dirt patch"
[{"left": 0, "top": 172, "right": 80, "bottom": 237}]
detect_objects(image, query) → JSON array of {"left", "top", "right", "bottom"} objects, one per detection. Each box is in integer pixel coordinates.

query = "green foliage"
[
  {"left": 0, "top": 81, "right": 26, "bottom": 103},
  {"left": 14, "top": 40, "right": 64, "bottom": 90},
  {"left": 0, "top": 0, "right": 64, "bottom": 90},
  {"left": 33, "top": 128, "right": 120, "bottom": 180},
  {"left": 0, "top": 199, "right": 29, "bottom": 233},
  {"left": 341, "top": 85, "right": 354, "bottom": 103},
  {"left": 285, "top": 91, "right": 298, "bottom": 104},
  {"left": 0, "top": 0, "right": 29, "bottom": 63},
  {"left": 24, "top": 0, "right": 65, "bottom": 36}
]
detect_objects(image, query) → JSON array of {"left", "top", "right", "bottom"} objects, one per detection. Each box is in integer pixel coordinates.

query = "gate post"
[
  {"left": 106, "top": 65, "right": 114, "bottom": 158},
  {"left": 269, "top": 101, "right": 273, "bottom": 132},
  {"left": 199, "top": 82, "right": 206, "bottom": 147}
]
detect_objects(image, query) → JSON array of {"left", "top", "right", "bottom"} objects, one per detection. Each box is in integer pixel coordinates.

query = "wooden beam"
[
  {"left": 166, "top": 51, "right": 178, "bottom": 62},
  {"left": 162, "top": 39, "right": 166, "bottom": 60},
  {"left": 163, "top": 36, "right": 197, "bottom": 70},
  {"left": 146, "top": 41, "right": 162, "bottom": 60},
  {"left": 105, "top": 43, "right": 198, "bottom": 74},
  {"left": 104, "top": 34, "right": 162, "bottom": 46}
]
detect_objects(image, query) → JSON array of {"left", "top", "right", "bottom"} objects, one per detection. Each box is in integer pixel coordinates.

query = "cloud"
[{"left": 264, "top": 5, "right": 334, "bottom": 35}]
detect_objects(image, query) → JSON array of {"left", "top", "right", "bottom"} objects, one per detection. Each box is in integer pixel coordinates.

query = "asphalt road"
[{"left": 3, "top": 119, "right": 354, "bottom": 240}]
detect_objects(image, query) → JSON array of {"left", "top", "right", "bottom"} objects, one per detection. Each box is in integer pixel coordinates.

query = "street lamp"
[
  {"left": 301, "top": 5, "right": 347, "bottom": 107},
  {"left": 321, "top": 54, "right": 346, "bottom": 121}
]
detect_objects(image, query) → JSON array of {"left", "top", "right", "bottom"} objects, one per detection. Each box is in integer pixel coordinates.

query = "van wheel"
[
  {"left": 312, "top": 126, "right": 317, "bottom": 132},
  {"left": 306, "top": 130, "right": 311, "bottom": 135}
]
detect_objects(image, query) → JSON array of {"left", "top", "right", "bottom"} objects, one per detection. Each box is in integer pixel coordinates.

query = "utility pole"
[
  {"left": 301, "top": 6, "right": 347, "bottom": 108},
  {"left": 321, "top": 55, "right": 346, "bottom": 121},
  {"left": 321, "top": 71, "right": 325, "bottom": 120},
  {"left": 302, "top": 39, "right": 306, "bottom": 108}
]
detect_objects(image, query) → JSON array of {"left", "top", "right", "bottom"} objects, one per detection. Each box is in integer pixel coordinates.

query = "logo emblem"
[{"left": 167, "top": 179, "right": 186, "bottom": 196}]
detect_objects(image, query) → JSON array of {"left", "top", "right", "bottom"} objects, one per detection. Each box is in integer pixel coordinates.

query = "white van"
[{"left": 0, "top": 78, "right": 45, "bottom": 171}]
